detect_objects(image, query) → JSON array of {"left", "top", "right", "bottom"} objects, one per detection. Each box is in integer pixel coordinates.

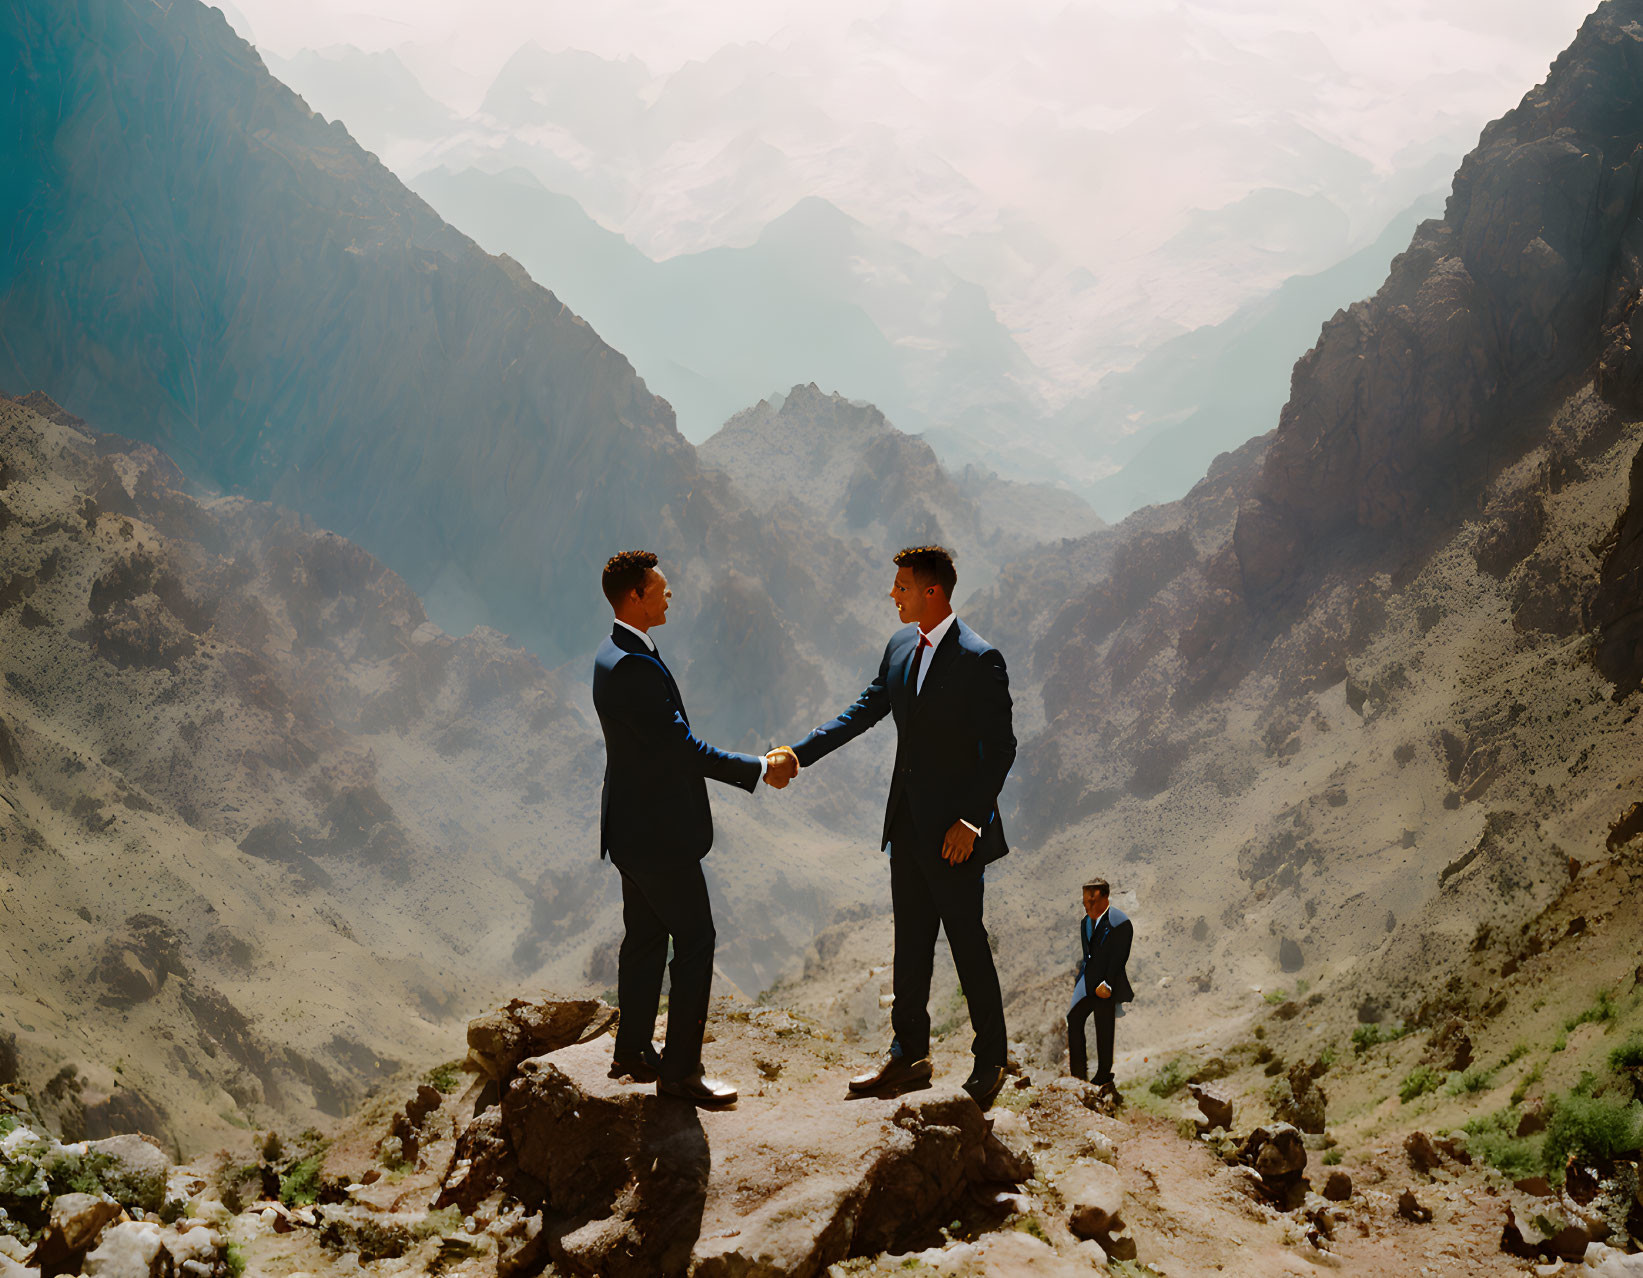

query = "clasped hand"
[{"left": 763, "top": 746, "right": 799, "bottom": 789}]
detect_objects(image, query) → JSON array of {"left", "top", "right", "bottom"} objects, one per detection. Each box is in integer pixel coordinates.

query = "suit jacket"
[
  {"left": 1075, "top": 907, "right": 1135, "bottom": 1005},
  {"left": 791, "top": 618, "right": 1016, "bottom": 864},
  {"left": 592, "top": 625, "right": 762, "bottom": 869}
]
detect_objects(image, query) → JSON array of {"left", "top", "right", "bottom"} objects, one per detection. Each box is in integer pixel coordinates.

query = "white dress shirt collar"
[{"left": 614, "top": 618, "right": 656, "bottom": 652}]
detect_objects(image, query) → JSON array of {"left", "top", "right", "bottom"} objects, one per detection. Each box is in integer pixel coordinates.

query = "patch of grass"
[
  {"left": 0, "top": 1116, "right": 14, "bottom": 1137},
  {"left": 278, "top": 1154, "right": 325, "bottom": 1207},
  {"left": 1263, "top": 989, "right": 1288, "bottom": 1005},
  {"left": 223, "top": 1242, "right": 247, "bottom": 1278},
  {"left": 1351, "top": 1023, "right": 1405, "bottom": 1053},
  {"left": 1464, "top": 1108, "right": 1542, "bottom": 1179},
  {"left": 1608, "top": 1035, "right": 1643, "bottom": 1073},
  {"left": 1321, "top": 1148, "right": 1342, "bottom": 1166},
  {"left": 1563, "top": 989, "right": 1617, "bottom": 1033},
  {"left": 1399, "top": 1065, "right": 1443, "bottom": 1104},
  {"left": 1542, "top": 1093, "right": 1643, "bottom": 1178},
  {"left": 1447, "top": 1067, "right": 1495, "bottom": 1097},
  {"left": 1551, "top": 1031, "right": 1568, "bottom": 1054},
  {"left": 1504, "top": 1042, "right": 1530, "bottom": 1066},
  {"left": 1013, "top": 1215, "right": 1051, "bottom": 1244},
  {"left": 424, "top": 1061, "right": 463, "bottom": 1094},
  {"left": 1148, "top": 1057, "right": 1192, "bottom": 1099},
  {"left": 1511, "top": 1061, "right": 1544, "bottom": 1108}
]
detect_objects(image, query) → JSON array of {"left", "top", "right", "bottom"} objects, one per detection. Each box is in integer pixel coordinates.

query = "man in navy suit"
[
  {"left": 1068, "top": 878, "right": 1135, "bottom": 1088},
  {"left": 769, "top": 545, "right": 1016, "bottom": 1106},
  {"left": 591, "top": 550, "right": 796, "bottom": 1105}
]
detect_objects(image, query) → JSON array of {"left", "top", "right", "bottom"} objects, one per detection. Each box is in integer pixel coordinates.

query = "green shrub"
[
  {"left": 1321, "top": 1148, "right": 1342, "bottom": 1166},
  {"left": 1464, "top": 1109, "right": 1542, "bottom": 1179},
  {"left": 425, "top": 1061, "right": 463, "bottom": 1094},
  {"left": 1400, "top": 1066, "right": 1443, "bottom": 1104},
  {"left": 1563, "top": 989, "right": 1617, "bottom": 1033},
  {"left": 223, "top": 1242, "right": 247, "bottom": 1278},
  {"left": 1608, "top": 1036, "right": 1643, "bottom": 1073},
  {"left": 1542, "top": 1093, "right": 1643, "bottom": 1177},
  {"left": 1351, "top": 1023, "right": 1405, "bottom": 1053},
  {"left": 278, "top": 1155, "right": 324, "bottom": 1207},
  {"left": 1264, "top": 989, "right": 1288, "bottom": 1005},
  {"left": 1148, "top": 1058, "right": 1191, "bottom": 1099},
  {"left": 1447, "top": 1067, "right": 1494, "bottom": 1096}
]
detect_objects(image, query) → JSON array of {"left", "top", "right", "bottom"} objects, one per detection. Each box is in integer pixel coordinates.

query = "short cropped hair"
[
  {"left": 894, "top": 545, "right": 957, "bottom": 599},
  {"left": 1082, "top": 878, "right": 1111, "bottom": 897},
  {"left": 602, "top": 550, "right": 658, "bottom": 606}
]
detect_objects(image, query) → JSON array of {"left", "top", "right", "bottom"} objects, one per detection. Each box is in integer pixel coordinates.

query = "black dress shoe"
[
  {"left": 609, "top": 1046, "right": 663, "bottom": 1083},
  {"left": 848, "top": 1053, "right": 933, "bottom": 1094},
  {"left": 962, "top": 1065, "right": 1007, "bottom": 1109},
  {"left": 657, "top": 1072, "right": 738, "bottom": 1105}
]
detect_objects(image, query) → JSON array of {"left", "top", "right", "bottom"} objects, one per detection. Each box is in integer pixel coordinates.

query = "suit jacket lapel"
[
  {"left": 893, "top": 629, "right": 921, "bottom": 713},
  {"left": 612, "top": 626, "right": 689, "bottom": 725}
]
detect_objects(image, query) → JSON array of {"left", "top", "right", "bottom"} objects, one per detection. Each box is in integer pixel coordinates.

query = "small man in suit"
[
  {"left": 1068, "top": 878, "right": 1134, "bottom": 1088},
  {"left": 591, "top": 550, "right": 796, "bottom": 1106},
  {"left": 768, "top": 545, "right": 1016, "bottom": 1107}
]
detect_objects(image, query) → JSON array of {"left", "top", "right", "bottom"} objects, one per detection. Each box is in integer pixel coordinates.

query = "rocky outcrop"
[
  {"left": 1594, "top": 442, "right": 1643, "bottom": 694},
  {"left": 1236, "top": 1, "right": 1643, "bottom": 606}
]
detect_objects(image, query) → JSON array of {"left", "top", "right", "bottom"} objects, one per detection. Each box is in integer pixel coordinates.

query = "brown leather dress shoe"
[
  {"left": 608, "top": 1046, "right": 663, "bottom": 1083},
  {"left": 657, "top": 1072, "right": 738, "bottom": 1105},
  {"left": 848, "top": 1053, "right": 933, "bottom": 1094}
]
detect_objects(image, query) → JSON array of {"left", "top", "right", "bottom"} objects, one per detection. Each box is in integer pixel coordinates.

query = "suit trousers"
[
  {"left": 1068, "top": 993, "right": 1117, "bottom": 1084},
  {"left": 612, "top": 857, "right": 716, "bottom": 1083},
  {"left": 887, "top": 803, "right": 1007, "bottom": 1071}
]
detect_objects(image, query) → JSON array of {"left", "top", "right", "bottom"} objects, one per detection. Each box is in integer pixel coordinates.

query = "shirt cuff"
[
  {"left": 757, "top": 757, "right": 768, "bottom": 780},
  {"left": 959, "top": 818, "right": 981, "bottom": 835}
]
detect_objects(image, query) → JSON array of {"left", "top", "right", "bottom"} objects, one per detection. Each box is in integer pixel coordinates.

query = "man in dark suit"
[
  {"left": 1067, "top": 878, "right": 1134, "bottom": 1089},
  {"left": 768, "top": 545, "right": 1016, "bottom": 1106},
  {"left": 592, "top": 550, "right": 796, "bottom": 1105}
]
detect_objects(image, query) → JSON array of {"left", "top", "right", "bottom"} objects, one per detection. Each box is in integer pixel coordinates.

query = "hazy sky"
[
  {"left": 219, "top": 0, "right": 1601, "bottom": 391},
  {"left": 226, "top": 0, "right": 1593, "bottom": 135}
]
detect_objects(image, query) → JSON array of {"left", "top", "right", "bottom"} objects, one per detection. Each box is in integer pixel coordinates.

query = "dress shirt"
[{"left": 914, "top": 611, "right": 958, "bottom": 695}]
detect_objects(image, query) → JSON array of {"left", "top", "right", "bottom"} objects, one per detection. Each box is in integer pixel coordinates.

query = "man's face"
[
  {"left": 890, "top": 565, "right": 938, "bottom": 627},
  {"left": 635, "top": 567, "right": 672, "bottom": 628},
  {"left": 1083, "top": 888, "right": 1108, "bottom": 921}
]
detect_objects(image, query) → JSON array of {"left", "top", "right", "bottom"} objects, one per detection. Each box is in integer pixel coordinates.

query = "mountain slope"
[
  {"left": 410, "top": 168, "right": 1049, "bottom": 447},
  {"left": 789, "top": 0, "right": 1643, "bottom": 1100},
  {"left": 0, "top": 0, "right": 877, "bottom": 686},
  {"left": 0, "top": 392, "right": 873, "bottom": 1153},
  {"left": 698, "top": 384, "right": 1102, "bottom": 602}
]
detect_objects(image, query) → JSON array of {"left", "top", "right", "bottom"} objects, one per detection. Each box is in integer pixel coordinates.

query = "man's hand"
[
  {"left": 1095, "top": 982, "right": 1112, "bottom": 999},
  {"left": 764, "top": 748, "right": 799, "bottom": 789},
  {"left": 941, "top": 820, "right": 978, "bottom": 865}
]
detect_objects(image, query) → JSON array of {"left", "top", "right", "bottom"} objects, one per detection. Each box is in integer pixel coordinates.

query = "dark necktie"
[{"left": 910, "top": 633, "right": 932, "bottom": 693}]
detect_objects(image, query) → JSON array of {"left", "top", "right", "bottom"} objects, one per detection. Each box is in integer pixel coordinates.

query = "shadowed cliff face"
[
  {"left": 0, "top": 0, "right": 881, "bottom": 687},
  {"left": 1234, "top": 1, "right": 1643, "bottom": 607}
]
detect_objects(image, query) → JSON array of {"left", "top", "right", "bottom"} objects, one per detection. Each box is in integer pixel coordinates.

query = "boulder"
[
  {"left": 80, "top": 1221, "right": 166, "bottom": 1278},
  {"left": 30, "top": 1193, "right": 121, "bottom": 1276},
  {"left": 459, "top": 1037, "right": 1029, "bottom": 1278},
  {"left": 1063, "top": 1160, "right": 1124, "bottom": 1238},
  {"left": 1423, "top": 1018, "right": 1473, "bottom": 1072},
  {"left": 1240, "top": 1124, "right": 1307, "bottom": 1179},
  {"left": 1188, "top": 1082, "right": 1233, "bottom": 1134},
  {"left": 1397, "top": 1190, "right": 1432, "bottom": 1224},
  {"left": 464, "top": 996, "right": 618, "bottom": 1085},
  {"left": 1273, "top": 1063, "right": 1327, "bottom": 1134},
  {"left": 1322, "top": 1169, "right": 1352, "bottom": 1201},
  {"left": 1405, "top": 1130, "right": 1442, "bottom": 1175},
  {"left": 86, "top": 1135, "right": 170, "bottom": 1213}
]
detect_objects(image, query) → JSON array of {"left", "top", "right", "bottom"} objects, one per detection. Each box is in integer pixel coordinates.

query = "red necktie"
[{"left": 911, "top": 633, "right": 932, "bottom": 692}]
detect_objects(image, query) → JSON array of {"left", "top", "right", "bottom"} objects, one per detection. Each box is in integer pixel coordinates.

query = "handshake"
[{"left": 762, "top": 746, "right": 800, "bottom": 790}]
